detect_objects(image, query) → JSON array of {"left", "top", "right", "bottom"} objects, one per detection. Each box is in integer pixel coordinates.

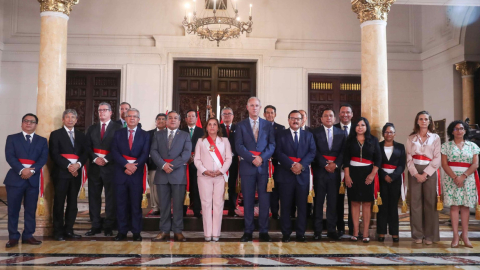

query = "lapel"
[
  {"left": 29, "top": 133, "right": 39, "bottom": 153},
  {"left": 169, "top": 130, "right": 182, "bottom": 153},
  {"left": 297, "top": 129, "right": 306, "bottom": 157},
  {"left": 380, "top": 141, "right": 387, "bottom": 162},
  {"left": 103, "top": 122, "right": 115, "bottom": 140},
  {"left": 391, "top": 141, "right": 401, "bottom": 163},
  {"left": 62, "top": 128, "right": 75, "bottom": 151},
  {"left": 257, "top": 118, "right": 263, "bottom": 141},
  {"left": 287, "top": 129, "right": 296, "bottom": 153},
  {"left": 130, "top": 129, "right": 141, "bottom": 153},
  {"left": 74, "top": 129, "right": 82, "bottom": 152},
  {"left": 244, "top": 119, "right": 256, "bottom": 142},
  {"left": 19, "top": 132, "right": 30, "bottom": 153}
]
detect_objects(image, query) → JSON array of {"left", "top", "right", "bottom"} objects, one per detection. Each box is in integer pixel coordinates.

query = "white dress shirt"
[
  {"left": 64, "top": 126, "right": 81, "bottom": 168},
  {"left": 290, "top": 128, "right": 300, "bottom": 141},
  {"left": 339, "top": 122, "right": 351, "bottom": 135}
]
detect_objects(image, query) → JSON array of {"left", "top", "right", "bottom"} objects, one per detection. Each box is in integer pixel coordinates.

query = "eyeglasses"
[
  {"left": 126, "top": 115, "right": 139, "bottom": 118},
  {"left": 289, "top": 117, "right": 302, "bottom": 121},
  {"left": 222, "top": 113, "right": 233, "bottom": 116},
  {"left": 22, "top": 120, "right": 37, "bottom": 124},
  {"left": 453, "top": 128, "right": 465, "bottom": 131},
  {"left": 98, "top": 109, "right": 110, "bottom": 112},
  {"left": 384, "top": 131, "right": 395, "bottom": 134}
]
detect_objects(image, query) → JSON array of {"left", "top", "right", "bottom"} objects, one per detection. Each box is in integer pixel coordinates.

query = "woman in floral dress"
[{"left": 441, "top": 120, "right": 480, "bottom": 248}]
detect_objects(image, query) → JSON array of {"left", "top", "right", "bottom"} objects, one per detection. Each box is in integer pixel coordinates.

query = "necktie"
[
  {"left": 226, "top": 125, "right": 230, "bottom": 137},
  {"left": 123, "top": 121, "right": 127, "bottom": 128},
  {"left": 168, "top": 130, "right": 174, "bottom": 149},
  {"left": 190, "top": 128, "right": 194, "bottom": 139},
  {"left": 128, "top": 130, "right": 134, "bottom": 150},
  {"left": 101, "top": 123, "right": 106, "bottom": 140},
  {"left": 26, "top": 135, "right": 31, "bottom": 147},
  {"left": 343, "top": 125, "right": 349, "bottom": 136},
  {"left": 69, "top": 130, "right": 75, "bottom": 147},
  {"left": 253, "top": 120, "right": 258, "bottom": 142},
  {"left": 327, "top": 128, "right": 332, "bottom": 151},
  {"left": 294, "top": 131, "right": 299, "bottom": 150}
]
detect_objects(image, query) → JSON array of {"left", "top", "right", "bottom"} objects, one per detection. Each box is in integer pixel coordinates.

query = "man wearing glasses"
[
  {"left": 4, "top": 114, "right": 48, "bottom": 248},
  {"left": 84, "top": 102, "right": 122, "bottom": 236},
  {"left": 220, "top": 107, "right": 238, "bottom": 216}
]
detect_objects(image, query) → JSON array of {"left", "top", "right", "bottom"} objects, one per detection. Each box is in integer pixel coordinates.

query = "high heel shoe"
[
  {"left": 460, "top": 233, "right": 473, "bottom": 248},
  {"left": 451, "top": 234, "right": 459, "bottom": 248}
]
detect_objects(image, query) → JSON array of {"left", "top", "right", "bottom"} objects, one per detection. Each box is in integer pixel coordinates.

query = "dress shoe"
[
  {"left": 327, "top": 232, "right": 340, "bottom": 241},
  {"left": 212, "top": 237, "right": 220, "bottom": 242},
  {"left": 5, "top": 239, "right": 18, "bottom": 248},
  {"left": 85, "top": 228, "right": 102, "bottom": 236},
  {"left": 104, "top": 228, "right": 113, "bottom": 236},
  {"left": 114, "top": 233, "right": 127, "bottom": 241},
  {"left": 174, "top": 233, "right": 186, "bottom": 242},
  {"left": 259, "top": 233, "right": 271, "bottom": 242},
  {"left": 153, "top": 232, "right": 170, "bottom": 242},
  {"left": 205, "top": 237, "right": 211, "bottom": 242},
  {"left": 338, "top": 231, "right": 345, "bottom": 238},
  {"left": 22, "top": 237, "right": 42, "bottom": 245},
  {"left": 271, "top": 213, "right": 280, "bottom": 220},
  {"left": 392, "top": 237, "right": 400, "bottom": 243},
  {"left": 282, "top": 235, "right": 291, "bottom": 243},
  {"left": 64, "top": 232, "right": 82, "bottom": 239},
  {"left": 151, "top": 210, "right": 160, "bottom": 216},
  {"left": 133, "top": 233, "right": 142, "bottom": 241},
  {"left": 378, "top": 236, "right": 385, "bottom": 242},
  {"left": 313, "top": 232, "right": 321, "bottom": 240},
  {"left": 54, "top": 235, "right": 65, "bottom": 241},
  {"left": 296, "top": 235, "right": 307, "bottom": 242},
  {"left": 240, "top": 233, "right": 253, "bottom": 242}
]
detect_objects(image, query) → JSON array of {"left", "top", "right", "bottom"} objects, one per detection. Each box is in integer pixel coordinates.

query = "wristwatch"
[{"left": 462, "top": 173, "right": 468, "bottom": 178}]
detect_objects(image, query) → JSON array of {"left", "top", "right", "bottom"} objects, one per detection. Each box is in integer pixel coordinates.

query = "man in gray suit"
[{"left": 150, "top": 111, "right": 191, "bottom": 242}]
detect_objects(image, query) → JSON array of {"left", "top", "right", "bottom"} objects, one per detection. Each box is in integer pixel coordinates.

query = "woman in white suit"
[{"left": 194, "top": 117, "right": 232, "bottom": 241}]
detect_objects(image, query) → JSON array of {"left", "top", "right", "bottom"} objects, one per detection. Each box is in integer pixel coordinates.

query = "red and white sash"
[
  {"left": 62, "top": 154, "right": 79, "bottom": 164},
  {"left": 382, "top": 164, "right": 407, "bottom": 203},
  {"left": 123, "top": 155, "right": 148, "bottom": 195},
  {"left": 351, "top": 157, "right": 379, "bottom": 199},
  {"left": 448, "top": 161, "right": 480, "bottom": 205},
  {"left": 323, "top": 155, "right": 342, "bottom": 186},
  {"left": 203, "top": 137, "right": 229, "bottom": 182},
  {"left": 19, "top": 158, "right": 44, "bottom": 197},
  {"left": 93, "top": 148, "right": 110, "bottom": 158}
]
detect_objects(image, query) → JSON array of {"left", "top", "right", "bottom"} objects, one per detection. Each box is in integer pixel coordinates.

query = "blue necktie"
[
  {"left": 294, "top": 131, "right": 299, "bottom": 150},
  {"left": 69, "top": 130, "right": 75, "bottom": 147},
  {"left": 26, "top": 135, "right": 31, "bottom": 147},
  {"left": 327, "top": 128, "right": 332, "bottom": 151}
]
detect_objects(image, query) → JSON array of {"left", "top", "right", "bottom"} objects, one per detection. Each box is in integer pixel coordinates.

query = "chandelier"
[{"left": 182, "top": 0, "right": 253, "bottom": 47}]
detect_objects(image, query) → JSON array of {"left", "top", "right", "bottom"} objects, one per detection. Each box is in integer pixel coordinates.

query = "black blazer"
[
  {"left": 49, "top": 127, "right": 88, "bottom": 179},
  {"left": 271, "top": 122, "right": 285, "bottom": 167},
  {"left": 378, "top": 140, "right": 406, "bottom": 182},
  {"left": 182, "top": 126, "right": 204, "bottom": 152},
  {"left": 311, "top": 126, "right": 346, "bottom": 171},
  {"left": 147, "top": 128, "right": 164, "bottom": 170},
  {"left": 85, "top": 121, "right": 123, "bottom": 176},
  {"left": 220, "top": 123, "right": 237, "bottom": 155},
  {"left": 334, "top": 123, "right": 351, "bottom": 136}
]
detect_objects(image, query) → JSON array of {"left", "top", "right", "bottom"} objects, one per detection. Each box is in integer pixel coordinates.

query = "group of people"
[{"left": 4, "top": 97, "right": 479, "bottom": 248}]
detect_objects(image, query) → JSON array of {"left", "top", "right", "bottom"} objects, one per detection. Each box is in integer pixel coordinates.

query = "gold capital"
[
  {"left": 455, "top": 61, "right": 480, "bottom": 77},
  {"left": 38, "top": 0, "right": 79, "bottom": 16},
  {"left": 352, "top": 0, "right": 396, "bottom": 24}
]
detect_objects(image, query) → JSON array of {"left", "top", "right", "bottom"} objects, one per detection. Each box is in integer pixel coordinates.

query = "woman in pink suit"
[{"left": 194, "top": 118, "right": 232, "bottom": 242}]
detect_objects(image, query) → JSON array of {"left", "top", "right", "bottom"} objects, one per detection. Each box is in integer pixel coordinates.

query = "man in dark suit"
[
  {"left": 220, "top": 107, "right": 238, "bottom": 216},
  {"left": 49, "top": 109, "right": 88, "bottom": 241},
  {"left": 147, "top": 113, "right": 167, "bottom": 216},
  {"left": 84, "top": 102, "right": 122, "bottom": 236},
  {"left": 115, "top": 102, "right": 131, "bottom": 128},
  {"left": 311, "top": 108, "right": 346, "bottom": 240},
  {"left": 235, "top": 97, "right": 275, "bottom": 242},
  {"left": 334, "top": 103, "right": 353, "bottom": 237},
  {"left": 263, "top": 105, "right": 285, "bottom": 219},
  {"left": 274, "top": 110, "right": 316, "bottom": 242},
  {"left": 111, "top": 108, "right": 150, "bottom": 241},
  {"left": 299, "top": 110, "right": 311, "bottom": 132},
  {"left": 150, "top": 111, "right": 191, "bottom": 242},
  {"left": 4, "top": 113, "right": 48, "bottom": 248},
  {"left": 181, "top": 110, "right": 204, "bottom": 218}
]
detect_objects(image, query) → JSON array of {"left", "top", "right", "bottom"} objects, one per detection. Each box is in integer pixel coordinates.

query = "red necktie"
[
  {"left": 101, "top": 123, "right": 106, "bottom": 140},
  {"left": 226, "top": 125, "right": 230, "bottom": 137},
  {"left": 128, "top": 130, "right": 134, "bottom": 150}
]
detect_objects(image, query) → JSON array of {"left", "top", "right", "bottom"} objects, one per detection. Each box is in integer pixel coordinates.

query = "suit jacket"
[
  {"left": 220, "top": 123, "right": 237, "bottom": 155},
  {"left": 379, "top": 140, "right": 406, "bottom": 182},
  {"left": 235, "top": 117, "right": 275, "bottom": 176},
  {"left": 115, "top": 119, "right": 142, "bottom": 129},
  {"left": 85, "top": 121, "right": 123, "bottom": 177},
  {"left": 49, "top": 127, "right": 88, "bottom": 179},
  {"left": 273, "top": 129, "right": 316, "bottom": 185},
  {"left": 181, "top": 126, "right": 204, "bottom": 153},
  {"left": 150, "top": 129, "right": 192, "bottom": 184},
  {"left": 4, "top": 132, "right": 49, "bottom": 187},
  {"left": 334, "top": 123, "right": 350, "bottom": 137},
  {"left": 270, "top": 122, "right": 285, "bottom": 167},
  {"left": 302, "top": 125, "right": 311, "bottom": 132},
  {"left": 111, "top": 127, "right": 151, "bottom": 185},
  {"left": 311, "top": 126, "right": 346, "bottom": 172},
  {"left": 194, "top": 137, "right": 233, "bottom": 176}
]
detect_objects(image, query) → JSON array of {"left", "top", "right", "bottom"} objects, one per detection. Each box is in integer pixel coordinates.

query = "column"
[
  {"left": 35, "top": 0, "right": 79, "bottom": 236},
  {"left": 352, "top": 0, "right": 395, "bottom": 138},
  {"left": 455, "top": 61, "right": 480, "bottom": 125}
]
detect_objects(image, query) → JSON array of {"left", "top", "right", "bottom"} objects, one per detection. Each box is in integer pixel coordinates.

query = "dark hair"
[
  {"left": 264, "top": 105, "right": 276, "bottom": 113},
  {"left": 120, "top": 102, "right": 131, "bottom": 108},
  {"left": 22, "top": 113, "right": 38, "bottom": 124},
  {"left": 288, "top": 110, "right": 302, "bottom": 119},
  {"left": 382, "top": 122, "right": 395, "bottom": 135},
  {"left": 347, "top": 117, "right": 373, "bottom": 146},
  {"left": 321, "top": 108, "right": 335, "bottom": 117},
  {"left": 185, "top": 110, "right": 197, "bottom": 118},
  {"left": 167, "top": 110, "right": 180, "bottom": 119},
  {"left": 447, "top": 120, "right": 470, "bottom": 141},
  {"left": 201, "top": 117, "right": 224, "bottom": 139},
  {"left": 410, "top": 110, "right": 435, "bottom": 135},
  {"left": 339, "top": 103, "right": 353, "bottom": 112},
  {"left": 156, "top": 113, "right": 167, "bottom": 120}
]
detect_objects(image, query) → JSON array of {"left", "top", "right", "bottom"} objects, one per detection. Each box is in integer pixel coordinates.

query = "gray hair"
[
  {"left": 247, "top": 97, "right": 261, "bottom": 106},
  {"left": 127, "top": 108, "right": 140, "bottom": 118},
  {"left": 221, "top": 107, "right": 234, "bottom": 115},
  {"left": 62, "top": 109, "right": 78, "bottom": 119},
  {"left": 167, "top": 110, "right": 180, "bottom": 120},
  {"left": 98, "top": 102, "right": 112, "bottom": 111}
]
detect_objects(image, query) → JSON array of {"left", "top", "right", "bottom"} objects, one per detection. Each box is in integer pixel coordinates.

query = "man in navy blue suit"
[
  {"left": 111, "top": 108, "right": 150, "bottom": 241},
  {"left": 235, "top": 97, "right": 275, "bottom": 242},
  {"left": 4, "top": 114, "right": 48, "bottom": 248},
  {"left": 311, "top": 108, "right": 346, "bottom": 241},
  {"left": 274, "top": 110, "right": 316, "bottom": 242}
]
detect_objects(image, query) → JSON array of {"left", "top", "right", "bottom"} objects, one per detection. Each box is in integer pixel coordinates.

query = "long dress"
[
  {"left": 441, "top": 141, "right": 480, "bottom": 208},
  {"left": 343, "top": 136, "right": 382, "bottom": 202}
]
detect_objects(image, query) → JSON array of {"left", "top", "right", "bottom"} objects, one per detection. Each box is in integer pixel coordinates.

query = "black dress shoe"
[
  {"left": 104, "top": 228, "right": 113, "bottom": 236},
  {"left": 313, "top": 232, "right": 321, "bottom": 240},
  {"left": 85, "top": 228, "right": 102, "bottom": 236},
  {"left": 240, "top": 233, "right": 253, "bottom": 242},
  {"left": 282, "top": 235, "right": 290, "bottom": 243},
  {"left": 338, "top": 230, "right": 345, "bottom": 237},
  {"left": 393, "top": 237, "right": 400, "bottom": 243},
  {"left": 378, "top": 237, "right": 385, "bottom": 242},
  {"left": 54, "top": 235, "right": 65, "bottom": 241},
  {"left": 259, "top": 233, "right": 271, "bottom": 242},
  {"left": 6, "top": 239, "right": 18, "bottom": 248},
  {"left": 114, "top": 233, "right": 127, "bottom": 241},
  {"left": 296, "top": 235, "right": 307, "bottom": 242},
  {"left": 327, "top": 232, "right": 340, "bottom": 240},
  {"left": 64, "top": 232, "right": 82, "bottom": 239},
  {"left": 151, "top": 210, "right": 160, "bottom": 216},
  {"left": 271, "top": 213, "right": 280, "bottom": 220},
  {"left": 133, "top": 233, "right": 142, "bottom": 241}
]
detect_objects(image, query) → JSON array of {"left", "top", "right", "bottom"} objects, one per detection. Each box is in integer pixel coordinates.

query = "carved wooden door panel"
[
  {"left": 173, "top": 61, "right": 256, "bottom": 129},
  {"left": 66, "top": 70, "right": 121, "bottom": 131},
  {"left": 308, "top": 75, "right": 361, "bottom": 129}
]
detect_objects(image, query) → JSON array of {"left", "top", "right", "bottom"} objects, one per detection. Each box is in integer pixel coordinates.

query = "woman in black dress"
[
  {"left": 377, "top": 123, "right": 406, "bottom": 243},
  {"left": 344, "top": 117, "right": 381, "bottom": 243}
]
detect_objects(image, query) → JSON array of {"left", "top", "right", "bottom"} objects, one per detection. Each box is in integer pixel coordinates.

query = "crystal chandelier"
[{"left": 182, "top": 0, "right": 253, "bottom": 47}]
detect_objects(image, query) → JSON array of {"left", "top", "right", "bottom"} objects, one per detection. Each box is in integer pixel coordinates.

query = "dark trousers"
[
  {"left": 88, "top": 172, "right": 116, "bottom": 229},
  {"left": 313, "top": 171, "right": 339, "bottom": 233},
  {"left": 377, "top": 179, "right": 401, "bottom": 235},
  {"left": 6, "top": 181, "right": 39, "bottom": 240},
  {"left": 346, "top": 192, "right": 353, "bottom": 234},
  {"left": 184, "top": 164, "right": 201, "bottom": 216},
  {"left": 241, "top": 173, "right": 270, "bottom": 233},
  {"left": 227, "top": 156, "right": 239, "bottom": 212},
  {"left": 278, "top": 180, "right": 309, "bottom": 236},
  {"left": 336, "top": 191, "right": 346, "bottom": 232},
  {"left": 116, "top": 178, "right": 143, "bottom": 234},
  {"left": 53, "top": 175, "right": 81, "bottom": 236},
  {"left": 158, "top": 183, "right": 185, "bottom": 233}
]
